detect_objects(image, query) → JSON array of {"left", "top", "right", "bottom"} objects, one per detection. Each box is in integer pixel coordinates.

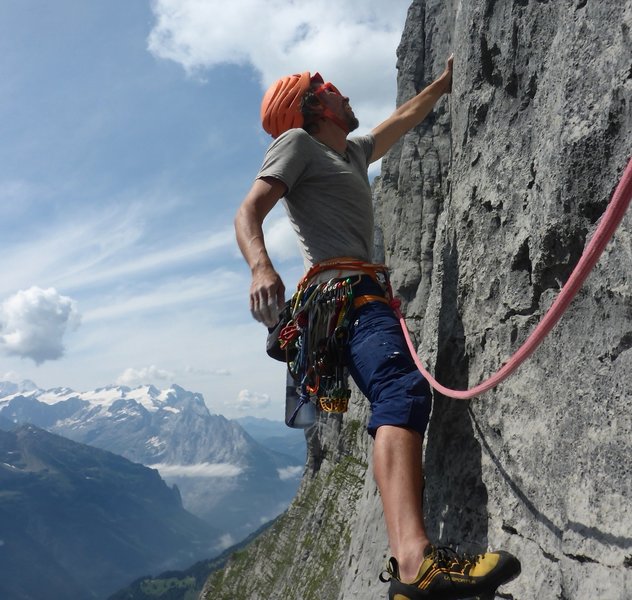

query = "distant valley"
[
  {"left": 0, "top": 424, "right": 217, "bottom": 600},
  {"left": 0, "top": 380, "right": 307, "bottom": 599},
  {"left": 0, "top": 381, "right": 305, "bottom": 542}
]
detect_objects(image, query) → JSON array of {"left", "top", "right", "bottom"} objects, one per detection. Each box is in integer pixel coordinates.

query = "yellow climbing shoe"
[{"left": 381, "top": 545, "right": 521, "bottom": 599}]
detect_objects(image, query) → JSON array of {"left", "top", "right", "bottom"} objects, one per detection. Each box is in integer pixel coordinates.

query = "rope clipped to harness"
[{"left": 275, "top": 158, "right": 631, "bottom": 423}]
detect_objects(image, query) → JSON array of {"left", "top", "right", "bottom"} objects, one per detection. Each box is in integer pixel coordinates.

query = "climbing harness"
[{"left": 278, "top": 259, "right": 392, "bottom": 426}]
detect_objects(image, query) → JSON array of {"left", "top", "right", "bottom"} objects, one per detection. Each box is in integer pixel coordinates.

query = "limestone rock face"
[
  {"left": 375, "top": 2, "right": 632, "bottom": 599},
  {"left": 202, "top": 1, "right": 632, "bottom": 598}
]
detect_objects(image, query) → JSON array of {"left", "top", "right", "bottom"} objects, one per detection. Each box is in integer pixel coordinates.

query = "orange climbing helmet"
[
  {"left": 261, "top": 71, "right": 313, "bottom": 138},
  {"left": 260, "top": 71, "right": 350, "bottom": 138}
]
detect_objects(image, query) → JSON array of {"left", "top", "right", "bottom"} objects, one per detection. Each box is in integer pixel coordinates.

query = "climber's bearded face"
[
  {"left": 310, "top": 75, "right": 360, "bottom": 132},
  {"left": 341, "top": 97, "right": 360, "bottom": 132}
]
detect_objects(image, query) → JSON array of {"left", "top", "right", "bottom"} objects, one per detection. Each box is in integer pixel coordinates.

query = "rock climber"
[{"left": 235, "top": 55, "right": 521, "bottom": 599}]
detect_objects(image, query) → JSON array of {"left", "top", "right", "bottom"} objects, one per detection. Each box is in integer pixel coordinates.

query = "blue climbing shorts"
[{"left": 346, "top": 277, "right": 433, "bottom": 438}]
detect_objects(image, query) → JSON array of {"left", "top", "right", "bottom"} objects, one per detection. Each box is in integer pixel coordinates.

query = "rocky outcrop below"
[{"left": 202, "top": 1, "right": 632, "bottom": 598}]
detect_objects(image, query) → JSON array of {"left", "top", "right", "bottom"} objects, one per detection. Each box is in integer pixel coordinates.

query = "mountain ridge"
[
  {"left": 0, "top": 380, "right": 303, "bottom": 542},
  {"left": 0, "top": 423, "right": 218, "bottom": 600}
]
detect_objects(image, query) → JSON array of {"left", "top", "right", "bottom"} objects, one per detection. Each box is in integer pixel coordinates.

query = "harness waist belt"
[{"left": 353, "top": 294, "right": 390, "bottom": 309}]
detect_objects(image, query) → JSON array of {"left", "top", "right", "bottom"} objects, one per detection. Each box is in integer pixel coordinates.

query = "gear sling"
[{"left": 266, "top": 258, "right": 392, "bottom": 428}]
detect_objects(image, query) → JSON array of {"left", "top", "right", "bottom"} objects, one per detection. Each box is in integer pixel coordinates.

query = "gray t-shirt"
[{"left": 257, "top": 128, "right": 375, "bottom": 267}]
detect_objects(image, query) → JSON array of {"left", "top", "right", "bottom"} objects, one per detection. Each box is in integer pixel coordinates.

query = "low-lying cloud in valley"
[
  {"left": 278, "top": 466, "right": 304, "bottom": 481},
  {"left": 150, "top": 462, "right": 244, "bottom": 478}
]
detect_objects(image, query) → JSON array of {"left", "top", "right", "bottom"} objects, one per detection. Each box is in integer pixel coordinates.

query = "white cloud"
[
  {"left": 233, "top": 389, "right": 271, "bottom": 411},
  {"left": 0, "top": 205, "right": 146, "bottom": 300},
  {"left": 148, "top": 0, "right": 412, "bottom": 130},
  {"left": 0, "top": 287, "right": 80, "bottom": 365},
  {"left": 0, "top": 195, "right": 235, "bottom": 307},
  {"left": 216, "top": 534, "right": 235, "bottom": 551},
  {"left": 60, "top": 227, "right": 235, "bottom": 292},
  {"left": 150, "top": 462, "right": 244, "bottom": 478},
  {"left": 1, "top": 371, "right": 21, "bottom": 382},
  {"left": 116, "top": 365, "right": 175, "bottom": 386},
  {"left": 278, "top": 465, "right": 303, "bottom": 480},
  {"left": 82, "top": 270, "right": 243, "bottom": 323},
  {"left": 185, "top": 365, "right": 231, "bottom": 376},
  {"left": 264, "top": 216, "right": 301, "bottom": 263}
]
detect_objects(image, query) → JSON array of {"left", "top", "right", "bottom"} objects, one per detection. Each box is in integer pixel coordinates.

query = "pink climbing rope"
[{"left": 396, "top": 157, "right": 632, "bottom": 400}]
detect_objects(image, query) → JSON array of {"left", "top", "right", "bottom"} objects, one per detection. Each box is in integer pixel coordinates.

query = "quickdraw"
[
  {"left": 286, "top": 276, "right": 357, "bottom": 415},
  {"left": 279, "top": 258, "right": 393, "bottom": 426}
]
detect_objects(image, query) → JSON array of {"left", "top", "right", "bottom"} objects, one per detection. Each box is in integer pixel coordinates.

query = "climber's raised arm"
[{"left": 370, "top": 55, "right": 453, "bottom": 163}]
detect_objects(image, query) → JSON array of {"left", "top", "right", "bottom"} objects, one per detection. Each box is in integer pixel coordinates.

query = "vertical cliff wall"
[
  {"left": 374, "top": 1, "right": 632, "bottom": 598},
  {"left": 202, "top": 1, "right": 632, "bottom": 599}
]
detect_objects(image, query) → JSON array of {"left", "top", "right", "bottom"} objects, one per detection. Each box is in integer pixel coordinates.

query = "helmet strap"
[{"left": 319, "top": 107, "right": 350, "bottom": 135}]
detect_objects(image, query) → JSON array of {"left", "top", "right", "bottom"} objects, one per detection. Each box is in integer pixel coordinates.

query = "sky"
[{"left": 0, "top": 0, "right": 411, "bottom": 420}]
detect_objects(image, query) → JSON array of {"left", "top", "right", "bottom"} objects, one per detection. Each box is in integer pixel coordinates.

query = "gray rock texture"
[{"left": 201, "top": 1, "right": 632, "bottom": 598}]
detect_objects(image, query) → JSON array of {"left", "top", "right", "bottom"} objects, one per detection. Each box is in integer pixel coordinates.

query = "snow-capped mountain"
[{"left": 0, "top": 382, "right": 304, "bottom": 542}]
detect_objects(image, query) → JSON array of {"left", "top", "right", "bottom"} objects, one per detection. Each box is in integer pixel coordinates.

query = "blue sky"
[{"left": 0, "top": 0, "right": 411, "bottom": 419}]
